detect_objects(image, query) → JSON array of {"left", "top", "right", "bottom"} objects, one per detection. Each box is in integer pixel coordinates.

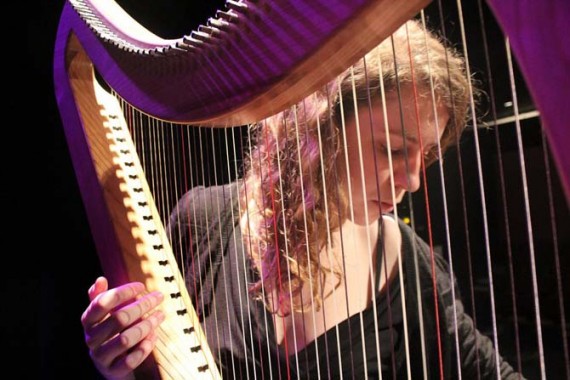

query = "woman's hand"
[{"left": 81, "top": 276, "right": 165, "bottom": 380}]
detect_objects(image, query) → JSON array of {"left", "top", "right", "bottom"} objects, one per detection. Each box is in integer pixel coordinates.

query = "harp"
[{"left": 53, "top": 0, "right": 569, "bottom": 379}]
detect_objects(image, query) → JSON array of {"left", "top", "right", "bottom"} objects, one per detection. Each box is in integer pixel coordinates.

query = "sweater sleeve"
[
  {"left": 451, "top": 296, "right": 525, "bottom": 379},
  {"left": 432, "top": 251, "right": 526, "bottom": 379},
  {"left": 166, "top": 185, "right": 230, "bottom": 320},
  {"left": 398, "top": 219, "right": 525, "bottom": 379}
]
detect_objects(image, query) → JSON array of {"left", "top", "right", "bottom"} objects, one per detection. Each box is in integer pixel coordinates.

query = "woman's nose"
[{"left": 393, "top": 150, "right": 422, "bottom": 193}]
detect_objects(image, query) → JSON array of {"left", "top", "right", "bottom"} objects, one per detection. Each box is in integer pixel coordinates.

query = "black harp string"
[
  {"left": 260, "top": 117, "right": 280, "bottom": 379},
  {"left": 116, "top": 97, "right": 189, "bottom": 376},
  {"left": 223, "top": 124, "right": 250, "bottom": 379},
  {"left": 236, "top": 124, "right": 257, "bottom": 379},
  {"left": 187, "top": 124, "right": 217, "bottom": 376},
  {"left": 406, "top": 17, "right": 457, "bottom": 380},
  {"left": 362, "top": 45, "right": 414, "bottom": 377},
  {"left": 90, "top": 1, "right": 570, "bottom": 378},
  {"left": 333, "top": 64, "right": 368, "bottom": 377},
  {"left": 165, "top": 122, "right": 179, "bottom": 239},
  {"left": 149, "top": 118, "right": 161, "bottom": 221},
  {"left": 179, "top": 123, "right": 214, "bottom": 374},
  {"left": 540, "top": 115, "right": 570, "bottom": 379},
  {"left": 196, "top": 22, "right": 252, "bottom": 372},
  {"left": 348, "top": 64, "right": 385, "bottom": 376},
  {"left": 186, "top": 20, "right": 245, "bottom": 373},
  {"left": 147, "top": 115, "right": 158, "bottom": 212},
  {"left": 404, "top": 14, "right": 456, "bottom": 379},
  {"left": 175, "top": 124, "right": 191, "bottom": 286},
  {"left": 181, "top": 124, "right": 197, "bottom": 312},
  {"left": 238, "top": 123, "right": 260, "bottom": 379},
  {"left": 329, "top": 77, "right": 355, "bottom": 378},
  {"left": 416, "top": 11, "right": 465, "bottom": 379},
  {"left": 291, "top": 103, "right": 319, "bottom": 373},
  {"left": 341, "top": 58, "right": 382, "bottom": 376},
  {"left": 158, "top": 120, "right": 170, "bottom": 231},
  {"left": 376, "top": 37, "right": 423, "bottom": 379},
  {"left": 201, "top": 124, "right": 227, "bottom": 376},
  {"left": 504, "top": 37, "right": 546, "bottom": 379},
  {"left": 297, "top": 98, "right": 333, "bottom": 378},
  {"left": 253, "top": 119, "right": 284, "bottom": 377},
  {"left": 433, "top": 4, "right": 481, "bottom": 380},
  {"left": 451, "top": 1, "right": 503, "bottom": 377},
  {"left": 475, "top": 0, "right": 522, "bottom": 375},
  {"left": 209, "top": 126, "right": 237, "bottom": 377},
  {"left": 450, "top": 4, "right": 497, "bottom": 379},
  {"left": 411, "top": 11, "right": 458, "bottom": 380},
  {"left": 389, "top": 25, "right": 448, "bottom": 379},
  {"left": 328, "top": 79, "right": 359, "bottom": 378},
  {"left": 273, "top": 113, "right": 303, "bottom": 379},
  {"left": 314, "top": 90, "right": 344, "bottom": 379},
  {"left": 187, "top": 125, "right": 207, "bottom": 343},
  {"left": 187, "top": 14, "right": 246, "bottom": 376},
  {"left": 232, "top": 126, "right": 259, "bottom": 380}
]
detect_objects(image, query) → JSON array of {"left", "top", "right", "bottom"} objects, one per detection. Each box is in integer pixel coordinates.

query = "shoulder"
[
  {"left": 393, "top": 217, "right": 453, "bottom": 291},
  {"left": 170, "top": 182, "right": 239, "bottom": 226},
  {"left": 178, "top": 182, "right": 238, "bottom": 209}
]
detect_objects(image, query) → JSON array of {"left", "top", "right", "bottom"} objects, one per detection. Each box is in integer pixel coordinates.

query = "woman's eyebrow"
[
  {"left": 386, "top": 125, "right": 441, "bottom": 147},
  {"left": 385, "top": 126, "right": 410, "bottom": 142}
]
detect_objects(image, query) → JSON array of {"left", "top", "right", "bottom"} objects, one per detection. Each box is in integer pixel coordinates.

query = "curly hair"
[{"left": 240, "top": 18, "right": 473, "bottom": 315}]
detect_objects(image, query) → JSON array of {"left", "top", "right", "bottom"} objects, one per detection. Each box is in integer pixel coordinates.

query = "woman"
[{"left": 81, "top": 19, "right": 524, "bottom": 379}]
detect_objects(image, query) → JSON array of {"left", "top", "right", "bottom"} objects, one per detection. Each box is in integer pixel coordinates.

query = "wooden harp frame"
[
  {"left": 54, "top": 0, "right": 430, "bottom": 377},
  {"left": 53, "top": 0, "right": 569, "bottom": 378}
]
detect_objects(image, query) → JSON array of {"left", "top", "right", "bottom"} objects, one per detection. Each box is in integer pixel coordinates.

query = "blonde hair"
[{"left": 240, "top": 18, "right": 472, "bottom": 314}]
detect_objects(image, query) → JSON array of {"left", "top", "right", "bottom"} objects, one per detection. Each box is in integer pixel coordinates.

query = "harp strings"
[
  {"left": 416, "top": 10, "right": 463, "bottom": 379},
  {"left": 347, "top": 64, "right": 385, "bottom": 376},
  {"left": 540, "top": 116, "right": 570, "bottom": 378},
  {"left": 376, "top": 33, "right": 420, "bottom": 377},
  {"left": 105, "top": 1, "right": 568, "bottom": 377},
  {"left": 504, "top": 36, "right": 546, "bottom": 378},
  {"left": 314, "top": 89, "right": 346, "bottom": 378},
  {"left": 474, "top": 0, "right": 519, "bottom": 375},
  {"left": 123, "top": 15, "right": 457, "bottom": 378}
]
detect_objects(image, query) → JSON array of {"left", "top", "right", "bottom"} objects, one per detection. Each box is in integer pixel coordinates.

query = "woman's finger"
[
  {"left": 91, "top": 308, "right": 165, "bottom": 370},
  {"left": 81, "top": 281, "right": 146, "bottom": 330},
  {"left": 84, "top": 290, "right": 164, "bottom": 350}
]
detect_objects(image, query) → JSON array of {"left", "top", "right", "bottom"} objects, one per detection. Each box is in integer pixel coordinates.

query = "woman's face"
[{"left": 342, "top": 87, "right": 449, "bottom": 225}]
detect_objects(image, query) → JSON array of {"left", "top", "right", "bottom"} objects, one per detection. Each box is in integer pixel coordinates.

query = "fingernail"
[
  {"left": 127, "top": 349, "right": 144, "bottom": 367},
  {"left": 153, "top": 291, "right": 164, "bottom": 300}
]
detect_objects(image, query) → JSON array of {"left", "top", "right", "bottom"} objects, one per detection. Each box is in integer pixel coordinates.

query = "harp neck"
[{"left": 57, "top": 0, "right": 430, "bottom": 125}]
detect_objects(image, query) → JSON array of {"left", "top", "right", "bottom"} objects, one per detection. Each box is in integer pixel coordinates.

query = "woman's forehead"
[{"left": 376, "top": 93, "right": 448, "bottom": 143}]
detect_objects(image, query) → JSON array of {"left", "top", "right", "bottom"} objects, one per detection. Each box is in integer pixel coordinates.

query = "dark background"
[
  {"left": 32, "top": 1, "right": 568, "bottom": 378},
  {"left": 34, "top": 2, "right": 104, "bottom": 377}
]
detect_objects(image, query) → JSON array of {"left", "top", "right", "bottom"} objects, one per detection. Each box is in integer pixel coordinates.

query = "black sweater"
[{"left": 168, "top": 182, "right": 524, "bottom": 379}]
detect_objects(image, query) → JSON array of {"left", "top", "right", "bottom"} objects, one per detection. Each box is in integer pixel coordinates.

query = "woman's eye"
[
  {"left": 379, "top": 143, "right": 405, "bottom": 156},
  {"left": 384, "top": 146, "right": 403, "bottom": 156}
]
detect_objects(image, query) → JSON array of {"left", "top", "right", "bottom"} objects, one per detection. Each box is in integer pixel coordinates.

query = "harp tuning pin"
[
  {"left": 216, "top": 9, "right": 239, "bottom": 23},
  {"left": 180, "top": 35, "right": 203, "bottom": 51},
  {"left": 208, "top": 16, "right": 230, "bottom": 29},
  {"left": 190, "top": 30, "right": 210, "bottom": 43},
  {"left": 174, "top": 42, "right": 197, "bottom": 53},
  {"left": 156, "top": 46, "right": 185, "bottom": 56},
  {"left": 198, "top": 25, "right": 220, "bottom": 37},
  {"left": 226, "top": 0, "right": 248, "bottom": 13},
  {"left": 149, "top": 47, "right": 167, "bottom": 56}
]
